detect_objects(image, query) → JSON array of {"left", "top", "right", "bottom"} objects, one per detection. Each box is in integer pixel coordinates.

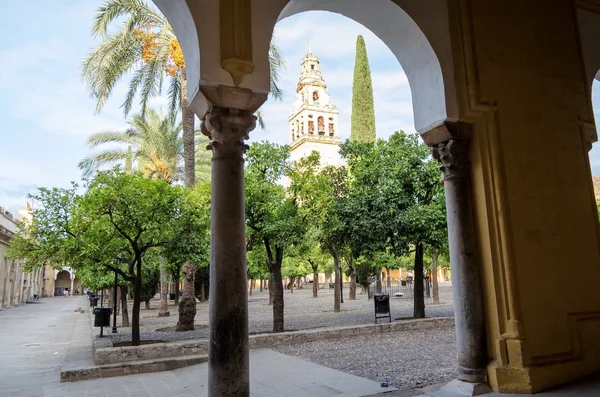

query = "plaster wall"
[
  {"left": 461, "top": 0, "right": 600, "bottom": 391},
  {"left": 290, "top": 141, "right": 343, "bottom": 169}
]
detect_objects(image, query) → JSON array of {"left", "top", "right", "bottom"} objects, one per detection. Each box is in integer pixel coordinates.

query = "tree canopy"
[
  {"left": 7, "top": 170, "right": 209, "bottom": 345},
  {"left": 350, "top": 35, "right": 376, "bottom": 143}
]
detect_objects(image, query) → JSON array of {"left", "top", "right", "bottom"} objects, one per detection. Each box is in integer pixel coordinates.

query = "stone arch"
[
  {"left": 54, "top": 270, "right": 71, "bottom": 296},
  {"left": 156, "top": 0, "right": 457, "bottom": 134},
  {"left": 274, "top": 0, "right": 458, "bottom": 133},
  {"left": 575, "top": 8, "right": 600, "bottom": 149}
]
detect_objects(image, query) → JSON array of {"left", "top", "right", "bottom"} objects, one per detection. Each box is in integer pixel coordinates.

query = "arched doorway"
[{"left": 54, "top": 270, "right": 71, "bottom": 296}]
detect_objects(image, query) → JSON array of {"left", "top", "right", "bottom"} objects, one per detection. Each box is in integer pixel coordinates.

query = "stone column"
[
  {"left": 70, "top": 275, "right": 74, "bottom": 297},
  {"left": 203, "top": 105, "right": 257, "bottom": 397},
  {"left": 432, "top": 138, "right": 487, "bottom": 383}
]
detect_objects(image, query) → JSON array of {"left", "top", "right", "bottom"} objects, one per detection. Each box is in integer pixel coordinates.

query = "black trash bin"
[
  {"left": 93, "top": 307, "right": 113, "bottom": 327},
  {"left": 169, "top": 293, "right": 176, "bottom": 300},
  {"left": 374, "top": 294, "right": 391, "bottom": 324},
  {"left": 328, "top": 282, "right": 335, "bottom": 289},
  {"left": 89, "top": 297, "right": 99, "bottom": 307}
]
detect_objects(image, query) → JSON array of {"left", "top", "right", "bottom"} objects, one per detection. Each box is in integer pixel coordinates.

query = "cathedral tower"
[{"left": 289, "top": 46, "right": 343, "bottom": 167}]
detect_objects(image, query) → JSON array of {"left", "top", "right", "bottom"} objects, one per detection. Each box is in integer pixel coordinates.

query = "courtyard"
[
  {"left": 106, "top": 283, "right": 456, "bottom": 346},
  {"left": 2, "top": 294, "right": 599, "bottom": 397}
]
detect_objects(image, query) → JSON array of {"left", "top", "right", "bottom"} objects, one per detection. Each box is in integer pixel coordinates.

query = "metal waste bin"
[
  {"left": 374, "top": 294, "right": 391, "bottom": 324},
  {"left": 93, "top": 307, "right": 113, "bottom": 327},
  {"left": 89, "top": 296, "right": 99, "bottom": 307},
  {"left": 93, "top": 307, "right": 113, "bottom": 337}
]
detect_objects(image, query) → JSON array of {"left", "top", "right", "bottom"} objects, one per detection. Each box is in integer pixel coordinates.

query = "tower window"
[
  {"left": 318, "top": 117, "right": 325, "bottom": 135},
  {"left": 313, "top": 91, "right": 319, "bottom": 101},
  {"left": 311, "top": 65, "right": 315, "bottom": 70}
]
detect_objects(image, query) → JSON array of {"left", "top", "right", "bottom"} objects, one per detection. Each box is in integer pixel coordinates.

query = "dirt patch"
[
  {"left": 113, "top": 339, "right": 165, "bottom": 347},
  {"left": 155, "top": 324, "right": 209, "bottom": 332}
]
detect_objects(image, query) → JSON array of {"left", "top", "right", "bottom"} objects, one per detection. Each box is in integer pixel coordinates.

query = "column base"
[
  {"left": 458, "top": 366, "right": 487, "bottom": 383},
  {"left": 439, "top": 379, "right": 492, "bottom": 396}
]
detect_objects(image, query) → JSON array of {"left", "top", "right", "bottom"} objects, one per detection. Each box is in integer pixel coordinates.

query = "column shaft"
[
  {"left": 206, "top": 107, "right": 255, "bottom": 397},
  {"left": 433, "top": 139, "right": 487, "bottom": 383}
]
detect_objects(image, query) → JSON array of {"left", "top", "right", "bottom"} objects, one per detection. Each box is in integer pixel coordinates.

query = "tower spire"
[{"left": 287, "top": 47, "right": 344, "bottom": 170}]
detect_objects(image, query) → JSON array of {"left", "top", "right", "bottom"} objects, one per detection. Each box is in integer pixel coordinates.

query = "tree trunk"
[
  {"left": 132, "top": 261, "right": 142, "bottom": 346},
  {"left": 296, "top": 277, "right": 302, "bottom": 289},
  {"left": 289, "top": 276, "right": 294, "bottom": 294},
  {"left": 260, "top": 277, "right": 263, "bottom": 292},
  {"left": 268, "top": 276, "right": 273, "bottom": 305},
  {"left": 249, "top": 279, "right": 253, "bottom": 296},
  {"left": 339, "top": 267, "right": 344, "bottom": 303},
  {"left": 145, "top": 300, "right": 150, "bottom": 309},
  {"left": 159, "top": 259, "right": 169, "bottom": 317},
  {"left": 312, "top": 270, "right": 318, "bottom": 298},
  {"left": 386, "top": 266, "right": 391, "bottom": 287},
  {"left": 177, "top": 262, "right": 196, "bottom": 331},
  {"left": 271, "top": 262, "right": 284, "bottom": 332},
  {"left": 200, "top": 280, "right": 206, "bottom": 302},
  {"left": 413, "top": 240, "right": 425, "bottom": 318},
  {"left": 181, "top": 69, "right": 196, "bottom": 188},
  {"left": 349, "top": 266, "right": 357, "bottom": 300},
  {"left": 174, "top": 271, "right": 180, "bottom": 306},
  {"left": 120, "top": 286, "right": 130, "bottom": 328},
  {"left": 331, "top": 249, "right": 341, "bottom": 313},
  {"left": 432, "top": 251, "right": 440, "bottom": 304},
  {"left": 376, "top": 272, "right": 382, "bottom": 293}
]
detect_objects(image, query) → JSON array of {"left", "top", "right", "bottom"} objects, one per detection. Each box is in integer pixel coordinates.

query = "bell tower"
[{"left": 289, "top": 46, "right": 343, "bottom": 168}]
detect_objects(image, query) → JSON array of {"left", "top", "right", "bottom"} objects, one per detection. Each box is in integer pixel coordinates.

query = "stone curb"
[
  {"left": 60, "top": 354, "right": 208, "bottom": 383},
  {"left": 94, "top": 317, "right": 454, "bottom": 365}
]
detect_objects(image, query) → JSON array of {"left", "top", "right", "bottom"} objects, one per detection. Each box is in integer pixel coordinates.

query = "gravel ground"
[
  {"left": 273, "top": 326, "right": 457, "bottom": 390},
  {"left": 105, "top": 282, "right": 455, "bottom": 346}
]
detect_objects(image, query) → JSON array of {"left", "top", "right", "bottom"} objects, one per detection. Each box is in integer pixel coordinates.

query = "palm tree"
[
  {"left": 79, "top": 108, "right": 183, "bottom": 183},
  {"left": 82, "top": 0, "right": 286, "bottom": 188}
]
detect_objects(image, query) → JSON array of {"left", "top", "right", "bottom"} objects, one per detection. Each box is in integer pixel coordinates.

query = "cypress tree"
[{"left": 350, "top": 35, "right": 376, "bottom": 142}]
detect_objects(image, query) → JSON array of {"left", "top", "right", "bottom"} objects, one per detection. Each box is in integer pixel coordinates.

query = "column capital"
[
  {"left": 419, "top": 119, "right": 472, "bottom": 147},
  {"left": 202, "top": 106, "right": 257, "bottom": 160},
  {"left": 579, "top": 118, "right": 597, "bottom": 152},
  {"left": 431, "top": 138, "right": 471, "bottom": 181}
]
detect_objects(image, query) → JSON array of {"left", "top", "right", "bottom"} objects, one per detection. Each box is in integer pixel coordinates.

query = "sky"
[{"left": 1, "top": 2, "right": 600, "bottom": 215}]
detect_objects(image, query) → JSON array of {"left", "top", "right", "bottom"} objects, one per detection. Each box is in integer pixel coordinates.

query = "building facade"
[{"left": 0, "top": 205, "right": 44, "bottom": 308}]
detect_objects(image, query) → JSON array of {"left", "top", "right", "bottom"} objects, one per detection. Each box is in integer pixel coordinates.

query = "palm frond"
[
  {"left": 269, "top": 41, "right": 286, "bottom": 101},
  {"left": 167, "top": 74, "right": 181, "bottom": 118},
  {"left": 82, "top": 29, "right": 142, "bottom": 113},
  {"left": 138, "top": 51, "right": 167, "bottom": 117},
  {"left": 78, "top": 148, "right": 131, "bottom": 179},
  {"left": 93, "top": 0, "right": 161, "bottom": 38},
  {"left": 255, "top": 109, "right": 266, "bottom": 130},
  {"left": 87, "top": 129, "right": 140, "bottom": 148}
]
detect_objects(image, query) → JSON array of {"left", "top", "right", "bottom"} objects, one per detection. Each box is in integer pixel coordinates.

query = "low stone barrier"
[{"left": 94, "top": 317, "right": 454, "bottom": 365}]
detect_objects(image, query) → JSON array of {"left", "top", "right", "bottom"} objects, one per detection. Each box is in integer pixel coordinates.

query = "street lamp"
[{"left": 112, "top": 271, "right": 118, "bottom": 333}]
